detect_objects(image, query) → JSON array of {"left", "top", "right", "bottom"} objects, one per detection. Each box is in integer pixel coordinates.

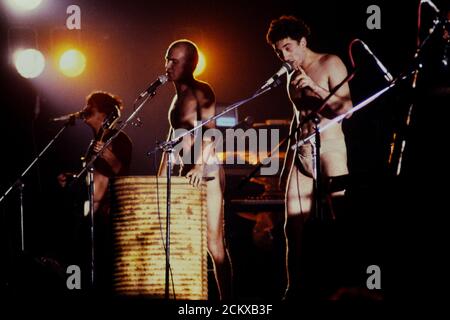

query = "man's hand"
[
  {"left": 57, "top": 172, "right": 74, "bottom": 188},
  {"left": 93, "top": 141, "right": 106, "bottom": 154},
  {"left": 93, "top": 141, "right": 113, "bottom": 159},
  {"left": 290, "top": 66, "right": 317, "bottom": 91},
  {"left": 186, "top": 165, "right": 204, "bottom": 188}
]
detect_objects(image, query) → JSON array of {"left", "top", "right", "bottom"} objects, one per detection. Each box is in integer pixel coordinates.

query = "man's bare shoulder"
[
  {"left": 320, "top": 53, "right": 345, "bottom": 68},
  {"left": 193, "top": 79, "right": 215, "bottom": 103}
]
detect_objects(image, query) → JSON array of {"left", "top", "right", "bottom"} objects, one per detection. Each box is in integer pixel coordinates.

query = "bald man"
[{"left": 158, "top": 40, "right": 232, "bottom": 300}]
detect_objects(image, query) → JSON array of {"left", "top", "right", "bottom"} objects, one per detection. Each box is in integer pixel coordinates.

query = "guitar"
[
  {"left": 82, "top": 104, "right": 121, "bottom": 166},
  {"left": 81, "top": 105, "right": 121, "bottom": 216}
]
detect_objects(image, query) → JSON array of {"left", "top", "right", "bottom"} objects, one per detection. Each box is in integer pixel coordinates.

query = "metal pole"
[{"left": 165, "top": 148, "right": 173, "bottom": 299}]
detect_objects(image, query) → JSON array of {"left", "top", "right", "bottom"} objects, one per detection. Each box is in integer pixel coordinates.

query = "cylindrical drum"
[{"left": 110, "top": 176, "right": 208, "bottom": 299}]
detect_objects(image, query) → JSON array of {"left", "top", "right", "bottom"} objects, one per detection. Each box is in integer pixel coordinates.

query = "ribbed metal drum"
[{"left": 110, "top": 176, "right": 208, "bottom": 299}]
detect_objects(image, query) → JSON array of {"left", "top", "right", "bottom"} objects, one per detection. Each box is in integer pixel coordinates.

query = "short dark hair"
[
  {"left": 266, "top": 15, "right": 311, "bottom": 45},
  {"left": 86, "top": 91, "right": 123, "bottom": 114},
  {"left": 168, "top": 39, "right": 199, "bottom": 72}
]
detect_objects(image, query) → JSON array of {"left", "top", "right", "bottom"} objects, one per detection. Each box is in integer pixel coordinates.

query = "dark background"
[{"left": 1, "top": 0, "right": 448, "bottom": 301}]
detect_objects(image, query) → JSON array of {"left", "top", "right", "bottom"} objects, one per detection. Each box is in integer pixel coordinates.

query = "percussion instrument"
[{"left": 110, "top": 176, "right": 208, "bottom": 299}]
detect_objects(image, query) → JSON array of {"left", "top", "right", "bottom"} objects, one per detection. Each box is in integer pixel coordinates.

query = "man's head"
[
  {"left": 165, "top": 39, "right": 199, "bottom": 81},
  {"left": 266, "top": 15, "right": 311, "bottom": 64},
  {"left": 266, "top": 15, "right": 311, "bottom": 46},
  {"left": 84, "top": 91, "right": 123, "bottom": 130}
]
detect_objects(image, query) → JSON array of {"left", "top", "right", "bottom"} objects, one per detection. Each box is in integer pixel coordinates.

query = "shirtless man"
[
  {"left": 158, "top": 40, "right": 232, "bottom": 300},
  {"left": 266, "top": 16, "right": 353, "bottom": 297}
]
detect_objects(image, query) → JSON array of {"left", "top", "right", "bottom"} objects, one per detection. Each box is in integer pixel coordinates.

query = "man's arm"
[
  {"left": 325, "top": 55, "right": 353, "bottom": 116},
  {"left": 186, "top": 84, "right": 216, "bottom": 187},
  {"left": 291, "top": 55, "right": 352, "bottom": 117},
  {"left": 93, "top": 133, "right": 132, "bottom": 175},
  {"left": 93, "top": 142, "right": 122, "bottom": 175}
]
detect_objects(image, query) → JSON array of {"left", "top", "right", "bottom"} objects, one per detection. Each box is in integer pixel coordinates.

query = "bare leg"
[
  {"left": 206, "top": 167, "right": 232, "bottom": 300},
  {"left": 284, "top": 165, "right": 313, "bottom": 297},
  {"left": 283, "top": 146, "right": 348, "bottom": 298}
]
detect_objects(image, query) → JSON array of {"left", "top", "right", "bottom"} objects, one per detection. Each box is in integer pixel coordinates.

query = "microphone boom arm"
[
  {"left": 0, "top": 120, "right": 75, "bottom": 204},
  {"left": 239, "top": 69, "right": 355, "bottom": 188},
  {"left": 73, "top": 90, "right": 160, "bottom": 181},
  {"left": 148, "top": 84, "right": 276, "bottom": 155},
  {"left": 291, "top": 71, "right": 414, "bottom": 150},
  {"left": 150, "top": 65, "right": 290, "bottom": 154}
]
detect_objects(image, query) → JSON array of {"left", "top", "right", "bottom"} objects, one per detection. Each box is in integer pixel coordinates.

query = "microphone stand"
[
  {"left": 71, "top": 90, "right": 161, "bottom": 289},
  {"left": 292, "top": 80, "right": 402, "bottom": 146},
  {"left": 302, "top": 71, "right": 354, "bottom": 221},
  {"left": 293, "top": 79, "right": 398, "bottom": 220},
  {"left": 310, "top": 115, "right": 323, "bottom": 221},
  {"left": 240, "top": 68, "right": 418, "bottom": 220},
  {"left": 239, "top": 70, "right": 355, "bottom": 221},
  {"left": 389, "top": 8, "right": 444, "bottom": 175},
  {"left": 155, "top": 140, "right": 175, "bottom": 299},
  {"left": 292, "top": 70, "right": 419, "bottom": 155},
  {"left": 0, "top": 117, "right": 77, "bottom": 252},
  {"left": 147, "top": 79, "right": 281, "bottom": 300}
]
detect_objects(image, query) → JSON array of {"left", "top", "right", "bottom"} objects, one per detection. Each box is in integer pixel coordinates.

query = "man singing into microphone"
[
  {"left": 58, "top": 91, "right": 132, "bottom": 213},
  {"left": 158, "top": 39, "right": 232, "bottom": 300},
  {"left": 266, "top": 16, "right": 352, "bottom": 299},
  {"left": 57, "top": 91, "right": 132, "bottom": 293}
]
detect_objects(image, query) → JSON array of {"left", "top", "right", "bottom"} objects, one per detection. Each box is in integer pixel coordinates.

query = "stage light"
[
  {"left": 194, "top": 49, "right": 206, "bottom": 77},
  {"left": 13, "top": 48, "right": 45, "bottom": 79},
  {"left": 6, "top": 0, "right": 42, "bottom": 11},
  {"left": 58, "top": 49, "right": 86, "bottom": 77}
]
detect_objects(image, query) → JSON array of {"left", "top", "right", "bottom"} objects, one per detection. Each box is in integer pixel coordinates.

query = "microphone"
[
  {"left": 51, "top": 111, "right": 85, "bottom": 122},
  {"left": 260, "top": 62, "right": 293, "bottom": 91},
  {"left": 139, "top": 74, "right": 169, "bottom": 98},
  {"left": 421, "top": 0, "right": 440, "bottom": 14},
  {"left": 360, "top": 41, "right": 393, "bottom": 82}
]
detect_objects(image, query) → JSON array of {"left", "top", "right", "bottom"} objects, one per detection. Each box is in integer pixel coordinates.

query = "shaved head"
[{"left": 167, "top": 39, "right": 199, "bottom": 73}]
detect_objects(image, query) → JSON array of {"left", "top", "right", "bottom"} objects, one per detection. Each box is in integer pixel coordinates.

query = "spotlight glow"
[
  {"left": 59, "top": 49, "right": 86, "bottom": 77},
  {"left": 14, "top": 48, "right": 45, "bottom": 79},
  {"left": 194, "top": 49, "right": 206, "bottom": 77},
  {"left": 7, "top": 0, "right": 42, "bottom": 11}
]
